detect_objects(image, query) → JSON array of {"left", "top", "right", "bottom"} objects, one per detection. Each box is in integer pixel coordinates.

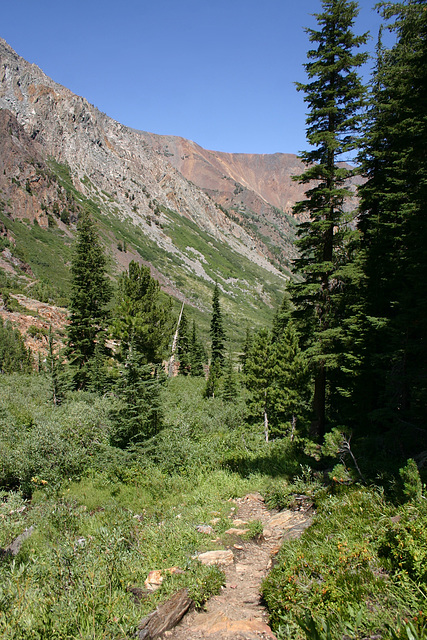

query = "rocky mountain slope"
[
  {"left": 0, "top": 36, "right": 357, "bottom": 348},
  {"left": 0, "top": 37, "right": 296, "bottom": 275}
]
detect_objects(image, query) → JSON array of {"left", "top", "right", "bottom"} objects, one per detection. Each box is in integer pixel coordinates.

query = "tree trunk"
[
  {"left": 264, "top": 390, "right": 269, "bottom": 443},
  {"left": 168, "top": 302, "right": 185, "bottom": 377}
]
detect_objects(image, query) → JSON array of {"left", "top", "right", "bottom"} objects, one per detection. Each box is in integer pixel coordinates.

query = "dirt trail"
[{"left": 164, "top": 493, "right": 313, "bottom": 640}]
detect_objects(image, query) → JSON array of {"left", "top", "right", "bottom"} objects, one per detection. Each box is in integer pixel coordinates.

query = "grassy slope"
[{"left": 1, "top": 158, "right": 289, "bottom": 351}]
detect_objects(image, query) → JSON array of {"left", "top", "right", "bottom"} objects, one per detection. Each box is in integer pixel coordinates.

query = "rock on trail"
[{"left": 160, "top": 492, "right": 313, "bottom": 640}]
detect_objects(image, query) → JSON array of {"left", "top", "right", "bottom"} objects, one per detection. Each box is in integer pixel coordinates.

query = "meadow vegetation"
[{"left": 1, "top": 1, "right": 426, "bottom": 638}]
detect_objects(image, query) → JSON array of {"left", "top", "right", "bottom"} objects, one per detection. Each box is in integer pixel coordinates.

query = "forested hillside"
[{"left": 0, "top": 1, "right": 426, "bottom": 639}]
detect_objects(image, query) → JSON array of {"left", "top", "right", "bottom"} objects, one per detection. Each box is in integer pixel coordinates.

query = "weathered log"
[
  {"left": 137, "top": 588, "right": 192, "bottom": 639},
  {"left": 0, "top": 525, "right": 34, "bottom": 557}
]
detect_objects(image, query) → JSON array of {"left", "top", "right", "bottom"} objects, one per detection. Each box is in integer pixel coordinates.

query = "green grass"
[
  {"left": 0, "top": 212, "right": 73, "bottom": 303},
  {"left": 0, "top": 373, "right": 426, "bottom": 639}
]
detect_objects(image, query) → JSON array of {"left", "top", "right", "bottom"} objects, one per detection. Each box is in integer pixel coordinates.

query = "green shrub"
[
  {"left": 378, "top": 501, "right": 427, "bottom": 585},
  {"left": 261, "top": 487, "right": 418, "bottom": 638},
  {"left": 399, "top": 458, "right": 423, "bottom": 503}
]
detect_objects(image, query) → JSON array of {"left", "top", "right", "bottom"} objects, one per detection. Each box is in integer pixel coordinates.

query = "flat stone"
[
  {"left": 231, "top": 519, "right": 248, "bottom": 527},
  {"left": 192, "top": 612, "right": 277, "bottom": 638},
  {"left": 198, "top": 549, "right": 234, "bottom": 567},
  {"left": 225, "top": 527, "right": 249, "bottom": 536}
]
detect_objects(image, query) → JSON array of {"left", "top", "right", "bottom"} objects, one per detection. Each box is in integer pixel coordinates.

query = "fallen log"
[
  {"left": 137, "top": 588, "right": 192, "bottom": 639},
  {"left": 0, "top": 525, "right": 34, "bottom": 557}
]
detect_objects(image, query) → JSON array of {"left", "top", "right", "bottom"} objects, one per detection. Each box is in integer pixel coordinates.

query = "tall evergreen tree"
[
  {"left": 67, "top": 212, "right": 111, "bottom": 389},
  {"left": 222, "top": 352, "right": 238, "bottom": 403},
  {"left": 357, "top": 0, "right": 427, "bottom": 428},
  {"left": 241, "top": 327, "right": 253, "bottom": 374},
  {"left": 111, "top": 342, "right": 164, "bottom": 448},
  {"left": 290, "top": 0, "right": 368, "bottom": 437},
  {"left": 245, "top": 325, "right": 309, "bottom": 441},
  {"left": 46, "top": 326, "right": 64, "bottom": 406},
  {"left": 113, "top": 261, "right": 173, "bottom": 364},
  {"left": 210, "top": 283, "right": 226, "bottom": 369},
  {"left": 177, "top": 309, "right": 191, "bottom": 375},
  {"left": 189, "top": 320, "right": 205, "bottom": 377}
]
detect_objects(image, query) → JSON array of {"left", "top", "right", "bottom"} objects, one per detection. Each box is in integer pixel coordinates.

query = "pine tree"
[
  {"left": 204, "top": 359, "right": 222, "bottom": 399},
  {"left": 222, "top": 352, "right": 238, "bottom": 402},
  {"left": 270, "top": 322, "right": 310, "bottom": 437},
  {"left": 244, "top": 329, "right": 274, "bottom": 442},
  {"left": 245, "top": 325, "right": 309, "bottom": 441},
  {"left": 46, "top": 326, "right": 64, "bottom": 405},
  {"left": 357, "top": 0, "right": 427, "bottom": 427},
  {"left": 241, "top": 327, "right": 253, "bottom": 373},
  {"left": 271, "top": 294, "right": 293, "bottom": 343},
  {"left": 111, "top": 341, "right": 164, "bottom": 448},
  {"left": 210, "top": 283, "right": 226, "bottom": 369},
  {"left": 177, "top": 310, "right": 191, "bottom": 375},
  {"left": 290, "top": 0, "right": 368, "bottom": 437},
  {"left": 0, "top": 318, "right": 32, "bottom": 374},
  {"left": 114, "top": 261, "right": 173, "bottom": 364},
  {"left": 67, "top": 212, "right": 111, "bottom": 389},
  {"left": 189, "top": 320, "right": 205, "bottom": 377}
]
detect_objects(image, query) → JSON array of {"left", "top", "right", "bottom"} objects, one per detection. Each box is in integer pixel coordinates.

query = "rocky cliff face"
[{"left": 0, "top": 37, "right": 296, "bottom": 278}]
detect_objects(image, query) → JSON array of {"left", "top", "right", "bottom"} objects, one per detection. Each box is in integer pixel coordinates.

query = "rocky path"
[{"left": 162, "top": 493, "right": 313, "bottom": 640}]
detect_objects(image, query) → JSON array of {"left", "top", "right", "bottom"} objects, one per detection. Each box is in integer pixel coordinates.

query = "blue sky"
[{"left": 2, "top": 0, "right": 385, "bottom": 155}]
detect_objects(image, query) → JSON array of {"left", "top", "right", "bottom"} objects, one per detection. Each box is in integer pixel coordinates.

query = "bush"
[
  {"left": 261, "top": 486, "right": 422, "bottom": 638},
  {"left": 0, "top": 375, "right": 116, "bottom": 495}
]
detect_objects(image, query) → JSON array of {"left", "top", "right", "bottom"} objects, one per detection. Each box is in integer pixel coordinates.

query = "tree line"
[{"left": 2, "top": 0, "right": 425, "bottom": 456}]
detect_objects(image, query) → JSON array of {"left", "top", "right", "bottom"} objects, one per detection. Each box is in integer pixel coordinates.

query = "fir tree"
[
  {"left": 271, "top": 294, "right": 293, "bottom": 343},
  {"left": 46, "top": 326, "right": 64, "bottom": 406},
  {"left": 222, "top": 352, "right": 238, "bottom": 402},
  {"left": 357, "top": 0, "right": 427, "bottom": 428},
  {"left": 114, "top": 261, "right": 173, "bottom": 364},
  {"left": 177, "top": 310, "right": 191, "bottom": 375},
  {"left": 204, "top": 359, "right": 222, "bottom": 399},
  {"left": 189, "top": 320, "right": 205, "bottom": 377},
  {"left": 0, "top": 318, "right": 32, "bottom": 374},
  {"left": 111, "top": 342, "right": 164, "bottom": 448},
  {"left": 210, "top": 283, "right": 226, "bottom": 369},
  {"left": 67, "top": 212, "right": 111, "bottom": 390},
  {"left": 241, "top": 327, "right": 253, "bottom": 373},
  {"left": 290, "top": 0, "right": 368, "bottom": 437},
  {"left": 244, "top": 329, "right": 274, "bottom": 442},
  {"left": 245, "top": 325, "right": 309, "bottom": 441}
]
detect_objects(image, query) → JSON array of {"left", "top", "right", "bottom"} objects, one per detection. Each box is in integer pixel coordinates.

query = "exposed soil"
[{"left": 164, "top": 493, "right": 313, "bottom": 640}]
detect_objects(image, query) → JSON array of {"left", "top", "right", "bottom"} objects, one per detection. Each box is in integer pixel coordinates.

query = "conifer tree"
[
  {"left": 111, "top": 342, "right": 163, "bottom": 448},
  {"left": 222, "top": 352, "right": 238, "bottom": 402},
  {"left": 357, "top": 0, "right": 427, "bottom": 427},
  {"left": 271, "top": 294, "right": 293, "bottom": 343},
  {"left": 177, "top": 310, "right": 191, "bottom": 375},
  {"left": 210, "top": 282, "right": 226, "bottom": 369},
  {"left": 244, "top": 329, "right": 274, "bottom": 442},
  {"left": 290, "top": 0, "right": 368, "bottom": 437},
  {"left": 245, "top": 325, "right": 309, "bottom": 441},
  {"left": 0, "top": 318, "right": 32, "bottom": 374},
  {"left": 114, "top": 261, "right": 173, "bottom": 364},
  {"left": 189, "top": 320, "right": 205, "bottom": 377},
  {"left": 46, "top": 326, "right": 64, "bottom": 406},
  {"left": 204, "top": 359, "right": 222, "bottom": 399},
  {"left": 67, "top": 212, "right": 111, "bottom": 389},
  {"left": 241, "top": 327, "right": 253, "bottom": 373}
]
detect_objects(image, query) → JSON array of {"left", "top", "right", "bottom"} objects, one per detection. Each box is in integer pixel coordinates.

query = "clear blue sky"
[{"left": 2, "top": 0, "right": 385, "bottom": 155}]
